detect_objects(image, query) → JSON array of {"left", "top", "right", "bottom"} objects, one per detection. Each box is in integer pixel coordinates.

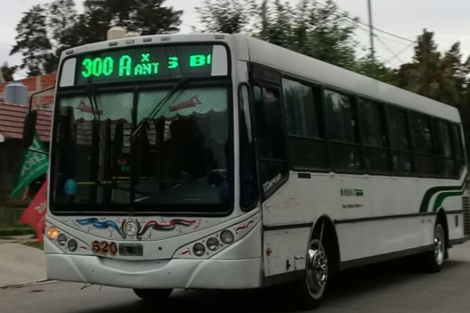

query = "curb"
[
  {"left": 0, "top": 240, "right": 40, "bottom": 245},
  {"left": 0, "top": 229, "right": 35, "bottom": 237},
  {"left": 0, "top": 279, "right": 57, "bottom": 290}
]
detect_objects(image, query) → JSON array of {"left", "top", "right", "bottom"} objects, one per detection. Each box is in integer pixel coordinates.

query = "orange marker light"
[{"left": 47, "top": 227, "right": 60, "bottom": 240}]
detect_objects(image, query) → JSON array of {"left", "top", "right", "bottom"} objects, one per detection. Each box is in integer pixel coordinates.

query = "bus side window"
[
  {"left": 410, "top": 113, "right": 438, "bottom": 176},
  {"left": 254, "top": 85, "right": 288, "bottom": 197},
  {"left": 358, "top": 98, "right": 391, "bottom": 174},
  {"left": 388, "top": 107, "right": 413, "bottom": 175},
  {"left": 282, "top": 78, "right": 327, "bottom": 170},
  {"left": 450, "top": 123, "right": 465, "bottom": 177},
  {"left": 435, "top": 120, "right": 454, "bottom": 178},
  {"left": 325, "top": 89, "right": 362, "bottom": 172}
]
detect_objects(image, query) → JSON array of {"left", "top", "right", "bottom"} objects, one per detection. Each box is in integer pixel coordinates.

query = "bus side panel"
[
  {"left": 263, "top": 228, "right": 310, "bottom": 279},
  {"left": 446, "top": 213, "right": 465, "bottom": 242},
  {"left": 336, "top": 216, "right": 425, "bottom": 262},
  {"left": 262, "top": 170, "right": 467, "bottom": 278},
  {"left": 442, "top": 187, "right": 468, "bottom": 243}
]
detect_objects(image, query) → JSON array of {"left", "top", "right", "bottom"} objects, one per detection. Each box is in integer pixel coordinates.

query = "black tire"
[
  {"left": 420, "top": 220, "right": 446, "bottom": 273},
  {"left": 290, "top": 232, "right": 332, "bottom": 310},
  {"left": 133, "top": 288, "right": 173, "bottom": 301}
]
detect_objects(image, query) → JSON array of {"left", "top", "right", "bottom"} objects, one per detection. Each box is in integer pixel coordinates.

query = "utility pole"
[
  {"left": 422, "top": 29, "right": 429, "bottom": 97},
  {"left": 260, "top": 0, "right": 268, "bottom": 41},
  {"left": 367, "top": 0, "right": 375, "bottom": 59}
]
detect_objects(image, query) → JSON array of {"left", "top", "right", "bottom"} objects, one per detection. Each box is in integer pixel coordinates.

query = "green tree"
[
  {"left": 196, "top": 0, "right": 359, "bottom": 70},
  {"left": 48, "top": 0, "right": 78, "bottom": 58},
  {"left": 308, "top": 0, "right": 357, "bottom": 69},
  {"left": 75, "top": 0, "right": 182, "bottom": 40},
  {"left": 1, "top": 62, "right": 18, "bottom": 82},
  {"left": 11, "top": 0, "right": 182, "bottom": 74},
  {"left": 196, "top": 0, "right": 256, "bottom": 34},
  {"left": 131, "top": 0, "right": 182, "bottom": 35},
  {"left": 396, "top": 30, "right": 469, "bottom": 107},
  {"left": 356, "top": 54, "right": 396, "bottom": 84},
  {"left": 261, "top": 0, "right": 359, "bottom": 70},
  {"left": 10, "top": 5, "right": 56, "bottom": 76}
]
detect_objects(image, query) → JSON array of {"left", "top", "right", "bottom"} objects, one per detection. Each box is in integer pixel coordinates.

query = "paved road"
[
  {"left": 2, "top": 243, "right": 470, "bottom": 313},
  {"left": 0, "top": 243, "right": 45, "bottom": 287}
]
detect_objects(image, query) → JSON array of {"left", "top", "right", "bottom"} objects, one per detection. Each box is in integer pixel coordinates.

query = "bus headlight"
[
  {"left": 67, "top": 239, "right": 78, "bottom": 252},
  {"left": 174, "top": 214, "right": 261, "bottom": 259},
  {"left": 47, "top": 227, "right": 60, "bottom": 240},
  {"left": 57, "top": 234, "right": 67, "bottom": 246},
  {"left": 221, "top": 230, "right": 234, "bottom": 244},
  {"left": 193, "top": 243, "right": 206, "bottom": 257},
  {"left": 207, "top": 237, "right": 219, "bottom": 251}
]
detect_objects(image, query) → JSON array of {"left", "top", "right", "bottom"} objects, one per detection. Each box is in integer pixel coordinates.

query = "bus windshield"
[{"left": 51, "top": 85, "right": 231, "bottom": 214}]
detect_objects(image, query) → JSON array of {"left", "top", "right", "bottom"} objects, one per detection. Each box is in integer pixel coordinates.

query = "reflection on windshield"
[{"left": 52, "top": 86, "right": 231, "bottom": 213}]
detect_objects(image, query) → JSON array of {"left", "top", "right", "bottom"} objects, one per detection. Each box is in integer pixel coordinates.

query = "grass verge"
[
  {"left": 0, "top": 225, "right": 35, "bottom": 237},
  {"left": 22, "top": 242, "right": 44, "bottom": 250}
]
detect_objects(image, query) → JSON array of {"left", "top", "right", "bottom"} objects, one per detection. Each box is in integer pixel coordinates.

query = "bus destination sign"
[{"left": 75, "top": 44, "right": 226, "bottom": 84}]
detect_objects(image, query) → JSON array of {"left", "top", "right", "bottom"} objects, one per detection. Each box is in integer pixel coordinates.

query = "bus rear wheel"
[
  {"left": 421, "top": 220, "right": 446, "bottom": 273},
  {"left": 133, "top": 288, "right": 173, "bottom": 301}
]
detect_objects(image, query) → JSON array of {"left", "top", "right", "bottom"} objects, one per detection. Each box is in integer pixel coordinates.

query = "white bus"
[{"left": 24, "top": 33, "right": 469, "bottom": 309}]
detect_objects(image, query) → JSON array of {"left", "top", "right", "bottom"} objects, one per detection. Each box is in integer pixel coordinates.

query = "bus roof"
[
  {"left": 236, "top": 35, "right": 461, "bottom": 123},
  {"left": 61, "top": 33, "right": 242, "bottom": 59},
  {"left": 61, "top": 33, "right": 460, "bottom": 123}
]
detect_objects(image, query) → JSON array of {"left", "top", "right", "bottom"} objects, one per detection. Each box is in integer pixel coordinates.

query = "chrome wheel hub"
[
  {"left": 306, "top": 244, "right": 329, "bottom": 298},
  {"left": 434, "top": 225, "right": 445, "bottom": 265}
]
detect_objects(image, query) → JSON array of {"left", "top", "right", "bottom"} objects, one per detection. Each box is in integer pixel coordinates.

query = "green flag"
[{"left": 12, "top": 133, "right": 49, "bottom": 198}]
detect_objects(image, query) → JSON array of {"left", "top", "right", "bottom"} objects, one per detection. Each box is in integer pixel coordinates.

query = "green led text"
[
  {"left": 80, "top": 52, "right": 213, "bottom": 79},
  {"left": 190, "top": 54, "right": 212, "bottom": 67},
  {"left": 168, "top": 56, "right": 179, "bottom": 69}
]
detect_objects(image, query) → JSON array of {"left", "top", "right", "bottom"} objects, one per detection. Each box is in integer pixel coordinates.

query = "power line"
[
  {"left": 377, "top": 54, "right": 398, "bottom": 68},
  {"left": 353, "top": 17, "right": 417, "bottom": 66},
  {"left": 375, "top": 34, "right": 405, "bottom": 64},
  {"left": 314, "top": 0, "right": 419, "bottom": 67},
  {"left": 379, "top": 35, "right": 416, "bottom": 47},
  {"left": 385, "top": 41, "right": 416, "bottom": 64},
  {"left": 315, "top": 0, "right": 416, "bottom": 44},
  {"left": 354, "top": 23, "right": 410, "bottom": 68},
  {"left": 357, "top": 19, "right": 415, "bottom": 44}
]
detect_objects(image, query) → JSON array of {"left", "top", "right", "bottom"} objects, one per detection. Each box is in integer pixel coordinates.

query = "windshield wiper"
[
  {"left": 129, "top": 78, "right": 187, "bottom": 142},
  {"left": 86, "top": 85, "right": 101, "bottom": 123}
]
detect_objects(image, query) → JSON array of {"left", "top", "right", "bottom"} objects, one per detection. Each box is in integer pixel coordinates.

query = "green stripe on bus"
[
  {"left": 432, "top": 181, "right": 468, "bottom": 212},
  {"left": 419, "top": 174, "right": 468, "bottom": 213}
]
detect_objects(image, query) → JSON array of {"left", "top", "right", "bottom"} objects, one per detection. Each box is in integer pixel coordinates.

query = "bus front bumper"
[{"left": 46, "top": 254, "right": 262, "bottom": 289}]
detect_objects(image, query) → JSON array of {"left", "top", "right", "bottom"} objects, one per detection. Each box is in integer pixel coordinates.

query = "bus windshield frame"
[{"left": 49, "top": 43, "right": 234, "bottom": 217}]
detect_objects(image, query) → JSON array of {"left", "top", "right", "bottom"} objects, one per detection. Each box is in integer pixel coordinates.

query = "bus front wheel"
[
  {"left": 289, "top": 231, "right": 332, "bottom": 310},
  {"left": 133, "top": 288, "right": 173, "bottom": 301}
]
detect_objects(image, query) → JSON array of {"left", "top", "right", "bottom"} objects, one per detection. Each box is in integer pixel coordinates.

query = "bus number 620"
[{"left": 92, "top": 240, "right": 118, "bottom": 256}]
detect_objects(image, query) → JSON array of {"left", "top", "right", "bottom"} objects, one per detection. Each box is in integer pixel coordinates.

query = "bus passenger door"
[
  {"left": 253, "top": 83, "right": 289, "bottom": 200},
  {"left": 251, "top": 67, "right": 309, "bottom": 282}
]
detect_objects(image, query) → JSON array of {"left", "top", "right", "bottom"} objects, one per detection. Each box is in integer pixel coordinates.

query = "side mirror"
[{"left": 23, "top": 109, "right": 38, "bottom": 148}]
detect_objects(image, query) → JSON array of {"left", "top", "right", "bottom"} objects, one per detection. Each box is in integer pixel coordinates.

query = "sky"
[{"left": 1, "top": 0, "right": 470, "bottom": 79}]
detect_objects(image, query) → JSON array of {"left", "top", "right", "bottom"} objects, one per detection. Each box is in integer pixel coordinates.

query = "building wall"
[{"left": 0, "top": 74, "right": 57, "bottom": 109}]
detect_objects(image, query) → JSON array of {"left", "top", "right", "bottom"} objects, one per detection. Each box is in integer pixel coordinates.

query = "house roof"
[{"left": 0, "top": 102, "right": 52, "bottom": 142}]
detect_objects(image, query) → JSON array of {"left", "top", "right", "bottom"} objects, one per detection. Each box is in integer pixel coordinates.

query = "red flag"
[{"left": 20, "top": 179, "right": 47, "bottom": 242}]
